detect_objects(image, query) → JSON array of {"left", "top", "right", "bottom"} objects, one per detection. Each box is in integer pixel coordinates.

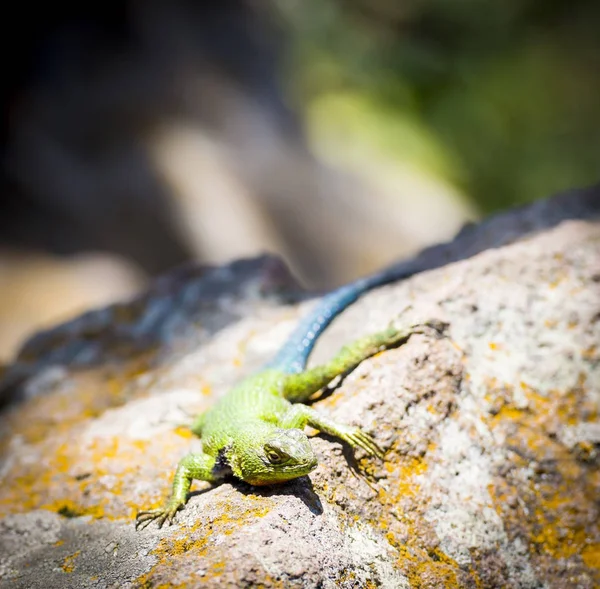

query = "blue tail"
[{"left": 267, "top": 259, "right": 420, "bottom": 373}]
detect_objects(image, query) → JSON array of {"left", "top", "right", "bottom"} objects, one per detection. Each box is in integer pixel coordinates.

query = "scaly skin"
[{"left": 136, "top": 321, "right": 445, "bottom": 529}]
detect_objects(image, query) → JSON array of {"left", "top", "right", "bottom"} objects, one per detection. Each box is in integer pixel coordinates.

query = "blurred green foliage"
[{"left": 275, "top": 0, "right": 600, "bottom": 214}]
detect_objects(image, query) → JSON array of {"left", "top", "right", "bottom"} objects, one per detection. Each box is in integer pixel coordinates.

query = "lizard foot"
[
  {"left": 415, "top": 318, "right": 449, "bottom": 337},
  {"left": 339, "top": 426, "right": 386, "bottom": 460},
  {"left": 135, "top": 501, "right": 183, "bottom": 530}
]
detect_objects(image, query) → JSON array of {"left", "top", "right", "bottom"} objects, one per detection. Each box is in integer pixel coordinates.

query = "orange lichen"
[
  {"left": 365, "top": 445, "right": 470, "bottom": 588},
  {"left": 0, "top": 357, "right": 156, "bottom": 449},
  {"left": 582, "top": 544, "right": 600, "bottom": 570},
  {"left": 485, "top": 380, "right": 599, "bottom": 582},
  {"left": 548, "top": 270, "right": 569, "bottom": 289},
  {"left": 134, "top": 498, "right": 272, "bottom": 587},
  {"left": 173, "top": 426, "right": 194, "bottom": 439},
  {"left": 61, "top": 550, "right": 81, "bottom": 573},
  {"left": 393, "top": 456, "right": 428, "bottom": 499},
  {"left": 1, "top": 417, "right": 191, "bottom": 523},
  {"left": 311, "top": 353, "right": 474, "bottom": 589},
  {"left": 391, "top": 540, "right": 461, "bottom": 589}
]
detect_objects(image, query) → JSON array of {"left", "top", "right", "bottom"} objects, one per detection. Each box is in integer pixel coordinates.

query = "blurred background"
[{"left": 1, "top": 0, "right": 599, "bottom": 360}]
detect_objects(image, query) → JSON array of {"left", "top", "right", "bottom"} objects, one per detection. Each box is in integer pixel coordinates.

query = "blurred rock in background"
[{"left": 1, "top": 0, "right": 598, "bottom": 359}]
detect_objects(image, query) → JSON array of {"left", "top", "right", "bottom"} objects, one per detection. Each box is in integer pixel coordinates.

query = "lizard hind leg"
[
  {"left": 282, "top": 323, "right": 421, "bottom": 403},
  {"left": 281, "top": 320, "right": 448, "bottom": 403}
]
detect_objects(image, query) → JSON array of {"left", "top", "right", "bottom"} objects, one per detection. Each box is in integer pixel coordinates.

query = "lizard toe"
[
  {"left": 156, "top": 512, "right": 169, "bottom": 529},
  {"left": 135, "top": 510, "right": 160, "bottom": 531},
  {"left": 135, "top": 506, "right": 180, "bottom": 530},
  {"left": 349, "top": 429, "right": 385, "bottom": 460}
]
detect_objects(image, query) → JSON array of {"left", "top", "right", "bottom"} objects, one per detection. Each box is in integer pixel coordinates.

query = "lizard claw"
[
  {"left": 417, "top": 319, "right": 449, "bottom": 337},
  {"left": 135, "top": 502, "right": 183, "bottom": 530},
  {"left": 342, "top": 427, "right": 386, "bottom": 460},
  {"left": 397, "top": 318, "right": 449, "bottom": 340}
]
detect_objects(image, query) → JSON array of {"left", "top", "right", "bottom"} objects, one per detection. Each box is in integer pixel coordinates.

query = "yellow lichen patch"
[
  {"left": 134, "top": 497, "right": 272, "bottom": 587},
  {"left": 1, "top": 441, "right": 76, "bottom": 515},
  {"left": 582, "top": 543, "right": 600, "bottom": 570},
  {"left": 311, "top": 351, "right": 470, "bottom": 587},
  {"left": 0, "top": 419, "right": 191, "bottom": 524},
  {"left": 548, "top": 268, "right": 570, "bottom": 289},
  {"left": 367, "top": 446, "right": 470, "bottom": 589},
  {"left": 61, "top": 550, "right": 81, "bottom": 573},
  {"left": 386, "top": 456, "right": 428, "bottom": 499},
  {"left": 485, "top": 381, "right": 599, "bottom": 583},
  {"left": 387, "top": 533, "right": 462, "bottom": 589},
  {"left": 0, "top": 356, "right": 156, "bottom": 448},
  {"left": 582, "top": 345, "right": 598, "bottom": 361},
  {"left": 173, "top": 426, "right": 194, "bottom": 439}
]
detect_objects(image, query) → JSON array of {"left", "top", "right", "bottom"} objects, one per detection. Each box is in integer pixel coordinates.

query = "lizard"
[{"left": 136, "top": 259, "right": 444, "bottom": 529}]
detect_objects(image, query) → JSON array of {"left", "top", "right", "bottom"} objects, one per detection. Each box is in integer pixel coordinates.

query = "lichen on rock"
[{"left": 0, "top": 185, "right": 599, "bottom": 588}]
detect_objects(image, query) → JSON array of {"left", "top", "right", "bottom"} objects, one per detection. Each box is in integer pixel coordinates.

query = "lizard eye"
[{"left": 265, "top": 448, "right": 289, "bottom": 464}]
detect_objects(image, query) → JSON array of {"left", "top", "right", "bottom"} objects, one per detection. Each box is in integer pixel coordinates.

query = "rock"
[
  {"left": 0, "top": 184, "right": 599, "bottom": 588},
  {"left": 0, "top": 255, "right": 303, "bottom": 408}
]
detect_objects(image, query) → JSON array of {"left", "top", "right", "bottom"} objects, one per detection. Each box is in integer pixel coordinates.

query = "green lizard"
[{"left": 136, "top": 261, "right": 442, "bottom": 529}]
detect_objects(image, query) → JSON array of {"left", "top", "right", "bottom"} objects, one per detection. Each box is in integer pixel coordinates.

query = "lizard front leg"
[
  {"left": 136, "top": 452, "right": 218, "bottom": 529},
  {"left": 279, "top": 404, "right": 384, "bottom": 459}
]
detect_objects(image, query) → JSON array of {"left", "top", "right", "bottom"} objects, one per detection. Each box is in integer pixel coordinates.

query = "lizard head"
[{"left": 229, "top": 427, "right": 318, "bottom": 485}]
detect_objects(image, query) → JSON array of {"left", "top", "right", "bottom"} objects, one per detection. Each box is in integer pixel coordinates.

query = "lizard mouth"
[
  {"left": 258, "top": 456, "right": 318, "bottom": 471},
  {"left": 306, "top": 456, "right": 318, "bottom": 470},
  {"left": 247, "top": 458, "right": 318, "bottom": 486},
  {"left": 282, "top": 457, "right": 318, "bottom": 476}
]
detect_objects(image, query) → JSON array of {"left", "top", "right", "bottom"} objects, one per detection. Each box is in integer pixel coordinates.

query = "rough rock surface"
[{"left": 1, "top": 185, "right": 599, "bottom": 588}]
